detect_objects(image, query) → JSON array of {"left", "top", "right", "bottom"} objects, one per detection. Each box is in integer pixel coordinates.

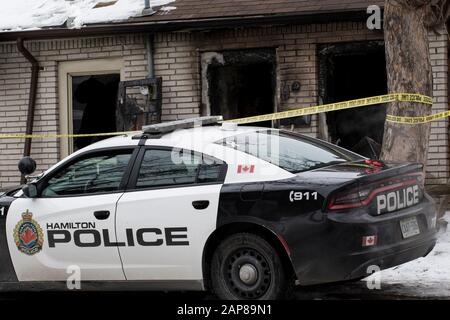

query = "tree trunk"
[{"left": 381, "top": 0, "right": 433, "bottom": 165}]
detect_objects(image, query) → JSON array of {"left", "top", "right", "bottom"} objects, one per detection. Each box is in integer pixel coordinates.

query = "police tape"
[
  {"left": 0, "top": 131, "right": 136, "bottom": 139},
  {"left": 385, "top": 110, "right": 450, "bottom": 124},
  {"left": 0, "top": 93, "right": 437, "bottom": 139},
  {"left": 226, "top": 93, "right": 433, "bottom": 125}
]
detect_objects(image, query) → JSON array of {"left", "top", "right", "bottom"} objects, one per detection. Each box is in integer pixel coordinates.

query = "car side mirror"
[
  {"left": 22, "top": 183, "right": 38, "bottom": 198},
  {"left": 18, "top": 156, "right": 37, "bottom": 176}
]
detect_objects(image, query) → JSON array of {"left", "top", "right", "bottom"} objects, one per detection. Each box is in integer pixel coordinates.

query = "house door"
[
  {"left": 59, "top": 58, "right": 124, "bottom": 158},
  {"left": 71, "top": 74, "right": 120, "bottom": 151}
]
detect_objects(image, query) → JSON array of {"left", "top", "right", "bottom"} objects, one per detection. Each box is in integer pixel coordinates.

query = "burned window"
[
  {"left": 203, "top": 49, "right": 276, "bottom": 127},
  {"left": 318, "top": 41, "right": 388, "bottom": 159}
]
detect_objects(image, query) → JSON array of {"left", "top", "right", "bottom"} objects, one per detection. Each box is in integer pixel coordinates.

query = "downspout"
[
  {"left": 142, "top": 0, "right": 155, "bottom": 16},
  {"left": 146, "top": 34, "right": 159, "bottom": 122},
  {"left": 144, "top": 0, "right": 155, "bottom": 77},
  {"left": 146, "top": 34, "right": 155, "bottom": 78},
  {"left": 143, "top": 0, "right": 157, "bottom": 122},
  {"left": 17, "top": 38, "right": 40, "bottom": 184}
]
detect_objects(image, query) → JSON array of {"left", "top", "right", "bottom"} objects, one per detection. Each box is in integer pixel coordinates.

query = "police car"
[{"left": 0, "top": 117, "right": 438, "bottom": 300}]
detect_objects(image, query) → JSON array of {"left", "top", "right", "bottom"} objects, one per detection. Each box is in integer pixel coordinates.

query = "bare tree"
[{"left": 381, "top": 0, "right": 449, "bottom": 165}]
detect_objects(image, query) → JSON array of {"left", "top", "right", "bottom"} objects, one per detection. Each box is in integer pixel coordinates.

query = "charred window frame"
[
  {"left": 201, "top": 48, "right": 277, "bottom": 127},
  {"left": 317, "top": 41, "right": 387, "bottom": 158}
]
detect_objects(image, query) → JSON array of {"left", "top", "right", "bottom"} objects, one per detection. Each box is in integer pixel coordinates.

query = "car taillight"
[
  {"left": 328, "top": 188, "right": 367, "bottom": 210},
  {"left": 328, "top": 173, "right": 423, "bottom": 211}
]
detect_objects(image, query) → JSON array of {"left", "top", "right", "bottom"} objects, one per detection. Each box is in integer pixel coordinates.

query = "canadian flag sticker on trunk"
[
  {"left": 362, "top": 235, "right": 378, "bottom": 247},
  {"left": 237, "top": 165, "right": 255, "bottom": 174}
]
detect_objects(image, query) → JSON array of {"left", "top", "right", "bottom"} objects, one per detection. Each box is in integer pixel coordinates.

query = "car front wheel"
[{"left": 210, "top": 233, "right": 292, "bottom": 300}]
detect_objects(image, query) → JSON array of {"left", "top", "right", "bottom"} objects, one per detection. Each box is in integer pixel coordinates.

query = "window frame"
[
  {"left": 36, "top": 146, "right": 140, "bottom": 198},
  {"left": 126, "top": 146, "right": 228, "bottom": 192}
]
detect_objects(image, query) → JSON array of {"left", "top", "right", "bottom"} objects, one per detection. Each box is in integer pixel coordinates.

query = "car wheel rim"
[{"left": 224, "top": 248, "right": 272, "bottom": 299}]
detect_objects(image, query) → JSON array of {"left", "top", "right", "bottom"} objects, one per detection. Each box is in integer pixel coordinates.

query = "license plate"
[{"left": 400, "top": 217, "right": 420, "bottom": 239}]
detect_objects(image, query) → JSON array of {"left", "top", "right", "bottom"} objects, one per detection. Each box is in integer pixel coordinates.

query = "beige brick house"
[{"left": 0, "top": 0, "right": 448, "bottom": 189}]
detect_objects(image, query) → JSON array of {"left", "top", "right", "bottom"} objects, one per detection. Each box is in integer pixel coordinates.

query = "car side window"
[
  {"left": 41, "top": 150, "right": 133, "bottom": 197},
  {"left": 136, "top": 149, "right": 223, "bottom": 189}
]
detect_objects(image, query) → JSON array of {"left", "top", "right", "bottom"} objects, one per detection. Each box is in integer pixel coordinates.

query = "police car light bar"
[{"left": 142, "top": 116, "right": 223, "bottom": 134}]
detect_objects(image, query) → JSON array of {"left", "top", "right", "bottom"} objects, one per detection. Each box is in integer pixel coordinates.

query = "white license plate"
[{"left": 400, "top": 217, "right": 420, "bottom": 239}]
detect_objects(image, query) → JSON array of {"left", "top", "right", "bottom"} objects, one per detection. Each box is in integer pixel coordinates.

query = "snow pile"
[
  {"left": 366, "top": 215, "right": 450, "bottom": 296},
  {"left": 0, "top": 0, "right": 176, "bottom": 32}
]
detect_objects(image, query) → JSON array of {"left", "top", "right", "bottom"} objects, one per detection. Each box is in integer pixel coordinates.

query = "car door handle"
[
  {"left": 94, "top": 210, "right": 110, "bottom": 220},
  {"left": 192, "top": 200, "right": 210, "bottom": 210}
]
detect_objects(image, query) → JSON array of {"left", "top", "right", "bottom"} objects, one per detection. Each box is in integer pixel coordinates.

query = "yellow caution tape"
[
  {"left": 386, "top": 110, "right": 450, "bottom": 124},
  {"left": 0, "top": 131, "right": 136, "bottom": 139},
  {"left": 0, "top": 93, "right": 438, "bottom": 139},
  {"left": 226, "top": 93, "right": 433, "bottom": 125}
]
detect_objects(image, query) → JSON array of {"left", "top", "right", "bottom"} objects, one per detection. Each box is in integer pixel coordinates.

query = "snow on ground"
[
  {"left": 0, "top": 0, "right": 176, "bottom": 32},
  {"left": 365, "top": 215, "right": 450, "bottom": 297}
]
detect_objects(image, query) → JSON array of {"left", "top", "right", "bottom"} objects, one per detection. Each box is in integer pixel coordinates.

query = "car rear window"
[{"left": 217, "top": 130, "right": 362, "bottom": 173}]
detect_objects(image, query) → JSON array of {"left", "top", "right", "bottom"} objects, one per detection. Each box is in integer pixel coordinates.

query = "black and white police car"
[{"left": 0, "top": 116, "right": 438, "bottom": 300}]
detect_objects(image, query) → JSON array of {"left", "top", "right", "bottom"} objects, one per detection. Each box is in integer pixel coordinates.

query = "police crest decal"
[{"left": 14, "top": 210, "right": 44, "bottom": 255}]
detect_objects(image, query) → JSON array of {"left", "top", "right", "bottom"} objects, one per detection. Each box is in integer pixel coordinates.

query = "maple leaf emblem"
[
  {"left": 14, "top": 211, "right": 44, "bottom": 255},
  {"left": 20, "top": 227, "right": 37, "bottom": 246},
  {"left": 237, "top": 165, "right": 255, "bottom": 174}
]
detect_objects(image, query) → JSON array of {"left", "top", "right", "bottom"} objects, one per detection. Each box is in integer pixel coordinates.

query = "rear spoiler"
[{"left": 356, "top": 163, "right": 424, "bottom": 186}]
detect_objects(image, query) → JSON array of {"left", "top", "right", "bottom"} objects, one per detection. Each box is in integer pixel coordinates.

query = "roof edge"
[{"left": 0, "top": 8, "right": 373, "bottom": 42}]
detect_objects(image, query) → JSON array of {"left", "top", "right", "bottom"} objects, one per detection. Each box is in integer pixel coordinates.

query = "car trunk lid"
[{"left": 324, "top": 160, "right": 425, "bottom": 215}]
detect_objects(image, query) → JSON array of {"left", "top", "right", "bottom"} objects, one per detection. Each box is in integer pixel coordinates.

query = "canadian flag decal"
[
  {"left": 362, "top": 235, "right": 378, "bottom": 247},
  {"left": 237, "top": 165, "right": 255, "bottom": 174}
]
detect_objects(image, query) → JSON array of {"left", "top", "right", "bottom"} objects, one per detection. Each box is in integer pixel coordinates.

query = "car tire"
[{"left": 210, "top": 233, "right": 293, "bottom": 300}]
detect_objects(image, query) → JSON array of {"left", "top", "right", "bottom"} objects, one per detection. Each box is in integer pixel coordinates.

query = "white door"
[
  {"left": 7, "top": 149, "right": 135, "bottom": 281},
  {"left": 116, "top": 148, "right": 225, "bottom": 281}
]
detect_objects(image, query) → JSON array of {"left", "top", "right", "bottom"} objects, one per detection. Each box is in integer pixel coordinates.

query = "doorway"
[
  {"left": 58, "top": 58, "right": 124, "bottom": 157},
  {"left": 319, "top": 41, "right": 387, "bottom": 158},
  {"left": 203, "top": 49, "right": 276, "bottom": 127},
  {"left": 72, "top": 74, "right": 120, "bottom": 151}
]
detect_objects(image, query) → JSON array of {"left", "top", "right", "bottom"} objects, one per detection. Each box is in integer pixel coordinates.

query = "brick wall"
[
  {"left": 154, "top": 22, "right": 382, "bottom": 135},
  {"left": 427, "top": 28, "right": 449, "bottom": 185},
  {"left": 0, "top": 35, "right": 147, "bottom": 188},
  {"left": 0, "top": 22, "right": 448, "bottom": 187},
  {"left": 153, "top": 23, "right": 449, "bottom": 186}
]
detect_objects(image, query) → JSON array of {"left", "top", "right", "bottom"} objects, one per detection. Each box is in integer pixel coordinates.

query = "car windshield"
[{"left": 217, "top": 130, "right": 363, "bottom": 173}]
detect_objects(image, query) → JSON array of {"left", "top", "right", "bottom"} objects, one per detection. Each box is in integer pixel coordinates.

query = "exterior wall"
[
  {"left": 152, "top": 22, "right": 448, "bottom": 185},
  {"left": 0, "top": 22, "right": 448, "bottom": 187},
  {"left": 0, "top": 35, "right": 147, "bottom": 188},
  {"left": 154, "top": 22, "right": 382, "bottom": 131},
  {"left": 428, "top": 29, "right": 449, "bottom": 185}
]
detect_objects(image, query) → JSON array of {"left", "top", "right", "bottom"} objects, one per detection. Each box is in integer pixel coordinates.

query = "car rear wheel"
[{"left": 210, "top": 233, "right": 292, "bottom": 300}]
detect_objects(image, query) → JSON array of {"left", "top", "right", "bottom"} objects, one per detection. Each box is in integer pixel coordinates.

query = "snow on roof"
[{"left": 0, "top": 0, "right": 176, "bottom": 32}]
